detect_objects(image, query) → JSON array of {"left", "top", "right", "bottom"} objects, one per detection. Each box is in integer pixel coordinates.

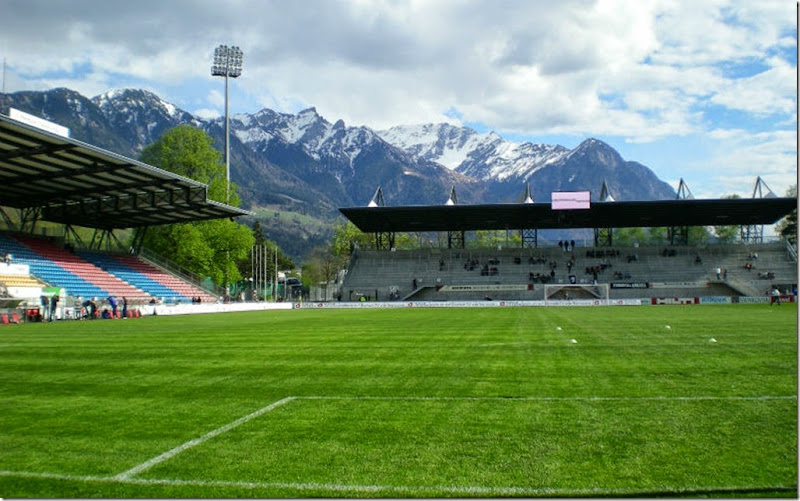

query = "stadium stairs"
[
  {"left": 0, "top": 233, "right": 151, "bottom": 303},
  {"left": 340, "top": 241, "right": 797, "bottom": 302}
]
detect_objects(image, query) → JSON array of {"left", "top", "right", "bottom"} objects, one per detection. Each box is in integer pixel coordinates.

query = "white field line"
[
  {"left": 0, "top": 470, "right": 795, "bottom": 497},
  {"left": 114, "top": 396, "right": 295, "bottom": 480},
  {"left": 300, "top": 394, "right": 798, "bottom": 402}
]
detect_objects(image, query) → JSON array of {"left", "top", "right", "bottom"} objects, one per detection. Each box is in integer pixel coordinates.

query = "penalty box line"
[{"left": 114, "top": 396, "right": 296, "bottom": 480}]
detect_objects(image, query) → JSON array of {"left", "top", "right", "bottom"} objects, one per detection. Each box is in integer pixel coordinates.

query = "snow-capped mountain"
[
  {"left": 378, "top": 123, "right": 569, "bottom": 182},
  {"left": 377, "top": 123, "right": 674, "bottom": 202},
  {"left": 0, "top": 87, "right": 676, "bottom": 259}
]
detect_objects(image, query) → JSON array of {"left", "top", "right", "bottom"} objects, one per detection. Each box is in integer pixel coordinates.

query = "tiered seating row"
[
  {"left": 0, "top": 233, "right": 106, "bottom": 299},
  {"left": 78, "top": 251, "right": 189, "bottom": 303},
  {"left": 1, "top": 234, "right": 151, "bottom": 302},
  {"left": 342, "top": 242, "right": 797, "bottom": 301},
  {"left": 108, "top": 254, "right": 217, "bottom": 303},
  {"left": 0, "top": 273, "right": 46, "bottom": 287}
]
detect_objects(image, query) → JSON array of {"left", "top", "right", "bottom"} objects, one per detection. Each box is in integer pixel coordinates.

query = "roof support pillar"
[
  {"left": 667, "top": 226, "right": 689, "bottom": 246},
  {"left": 18, "top": 207, "right": 41, "bottom": 233},
  {"left": 89, "top": 229, "right": 123, "bottom": 251},
  {"left": 739, "top": 224, "right": 763, "bottom": 244},
  {"left": 374, "top": 231, "right": 395, "bottom": 251},
  {"left": 520, "top": 228, "right": 538, "bottom": 248},
  {"left": 64, "top": 224, "right": 86, "bottom": 249},
  {"left": 447, "top": 230, "right": 465, "bottom": 249},
  {"left": 594, "top": 227, "right": 613, "bottom": 247},
  {"left": 131, "top": 227, "right": 148, "bottom": 255},
  {"left": 740, "top": 177, "right": 773, "bottom": 244},
  {"left": 0, "top": 206, "right": 14, "bottom": 228}
]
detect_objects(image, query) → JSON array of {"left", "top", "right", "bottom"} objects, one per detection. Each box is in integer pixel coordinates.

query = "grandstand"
[
  {"left": 0, "top": 232, "right": 222, "bottom": 305},
  {"left": 340, "top": 240, "right": 797, "bottom": 302},
  {"left": 0, "top": 112, "right": 247, "bottom": 319},
  {"left": 338, "top": 182, "right": 797, "bottom": 304}
]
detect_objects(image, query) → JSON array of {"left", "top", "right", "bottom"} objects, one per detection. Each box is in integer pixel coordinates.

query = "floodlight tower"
[{"left": 211, "top": 44, "right": 243, "bottom": 203}]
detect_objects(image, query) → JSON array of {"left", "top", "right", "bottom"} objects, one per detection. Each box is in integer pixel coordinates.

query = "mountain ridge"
[{"left": 1, "top": 87, "right": 676, "bottom": 259}]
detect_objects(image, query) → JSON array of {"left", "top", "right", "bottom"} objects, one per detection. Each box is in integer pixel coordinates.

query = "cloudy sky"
[{"left": 2, "top": 0, "right": 796, "bottom": 199}]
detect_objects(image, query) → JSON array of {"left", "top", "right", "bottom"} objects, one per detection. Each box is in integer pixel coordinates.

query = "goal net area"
[{"left": 544, "top": 283, "right": 610, "bottom": 305}]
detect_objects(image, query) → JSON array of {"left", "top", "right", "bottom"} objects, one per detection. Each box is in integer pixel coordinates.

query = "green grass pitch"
[{"left": 0, "top": 304, "right": 796, "bottom": 498}]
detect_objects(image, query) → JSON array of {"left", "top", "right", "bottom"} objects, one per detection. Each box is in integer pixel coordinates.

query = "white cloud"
[
  {"left": 1, "top": 0, "right": 795, "bottom": 199},
  {"left": 703, "top": 128, "right": 797, "bottom": 196},
  {"left": 711, "top": 57, "right": 797, "bottom": 117},
  {"left": 193, "top": 108, "right": 220, "bottom": 120},
  {"left": 207, "top": 89, "right": 225, "bottom": 109}
]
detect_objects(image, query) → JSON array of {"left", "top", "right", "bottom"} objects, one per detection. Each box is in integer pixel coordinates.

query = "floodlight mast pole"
[
  {"left": 211, "top": 45, "right": 243, "bottom": 204},
  {"left": 224, "top": 72, "right": 230, "bottom": 202}
]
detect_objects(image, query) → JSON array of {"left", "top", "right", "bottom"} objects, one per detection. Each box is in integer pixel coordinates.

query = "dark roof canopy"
[
  {"left": 340, "top": 197, "right": 796, "bottom": 233},
  {"left": 0, "top": 113, "right": 250, "bottom": 230}
]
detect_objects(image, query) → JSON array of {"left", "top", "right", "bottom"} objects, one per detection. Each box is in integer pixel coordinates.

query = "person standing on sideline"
[
  {"left": 108, "top": 295, "right": 118, "bottom": 318},
  {"left": 49, "top": 294, "right": 59, "bottom": 321},
  {"left": 122, "top": 297, "right": 128, "bottom": 318},
  {"left": 40, "top": 294, "right": 50, "bottom": 322}
]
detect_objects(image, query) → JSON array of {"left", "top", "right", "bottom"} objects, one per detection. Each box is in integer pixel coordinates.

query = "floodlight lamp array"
[{"left": 211, "top": 45, "right": 243, "bottom": 78}]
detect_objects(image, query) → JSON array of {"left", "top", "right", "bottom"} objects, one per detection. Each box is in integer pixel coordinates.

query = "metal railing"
[
  {"left": 138, "top": 247, "right": 224, "bottom": 297},
  {"left": 785, "top": 240, "right": 797, "bottom": 262}
]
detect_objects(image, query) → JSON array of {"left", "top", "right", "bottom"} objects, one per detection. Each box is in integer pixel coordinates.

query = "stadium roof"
[
  {"left": 339, "top": 197, "right": 797, "bottom": 233},
  {"left": 0, "top": 113, "right": 250, "bottom": 230}
]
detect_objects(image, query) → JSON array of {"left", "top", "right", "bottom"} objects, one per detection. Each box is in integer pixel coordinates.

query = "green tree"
[
  {"left": 138, "top": 125, "right": 254, "bottom": 289},
  {"left": 331, "top": 220, "right": 374, "bottom": 258},
  {"left": 302, "top": 244, "right": 339, "bottom": 287},
  {"left": 688, "top": 225, "right": 711, "bottom": 245},
  {"left": 775, "top": 185, "right": 797, "bottom": 244},
  {"left": 647, "top": 227, "right": 668, "bottom": 245},
  {"left": 614, "top": 227, "right": 648, "bottom": 246},
  {"left": 472, "top": 230, "right": 521, "bottom": 248},
  {"left": 139, "top": 124, "right": 238, "bottom": 204}
]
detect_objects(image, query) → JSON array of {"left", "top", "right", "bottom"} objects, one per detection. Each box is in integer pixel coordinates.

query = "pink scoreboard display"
[{"left": 551, "top": 191, "right": 591, "bottom": 210}]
